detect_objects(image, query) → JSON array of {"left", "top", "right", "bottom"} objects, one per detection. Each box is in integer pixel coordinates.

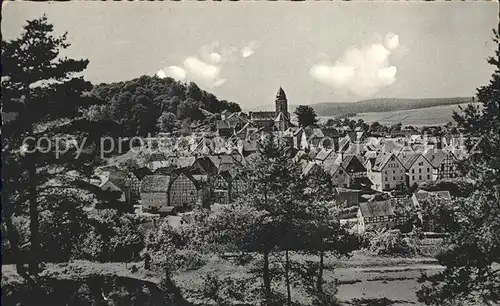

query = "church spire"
[{"left": 276, "top": 86, "right": 286, "bottom": 99}]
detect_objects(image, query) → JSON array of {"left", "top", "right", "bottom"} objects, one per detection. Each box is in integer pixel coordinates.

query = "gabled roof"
[
  {"left": 315, "top": 149, "right": 335, "bottom": 162},
  {"left": 423, "top": 149, "right": 456, "bottom": 168},
  {"left": 132, "top": 167, "right": 152, "bottom": 181},
  {"left": 250, "top": 111, "right": 276, "bottom": 121},
  {"left": 359, "top": 201, "right": 395, "bottom": 218},
  {"left": 302, "top": 161, "right": 319, "bottom": 176},
  {"left": 323, "top": 159, "right": 344, "bottom": 176},
  {"left": 397, "top": 153, "right": 422, "bottom": 170},
  {"left": 372, "top": 153, "right": 398, "bottom": 171},
  {"left": 338, "top": 136, "right": 351, "bottom": 152},
  {"left": 176, "top": 156, "right": 196, "bottom": 169},
  {"left": 140, "top": 175, "right": 170, "bottom": 193}
]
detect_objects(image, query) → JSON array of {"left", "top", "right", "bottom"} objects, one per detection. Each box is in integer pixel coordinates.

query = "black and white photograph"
[{"left": 1, "top": 1, "right": 499, "bottom": 305}]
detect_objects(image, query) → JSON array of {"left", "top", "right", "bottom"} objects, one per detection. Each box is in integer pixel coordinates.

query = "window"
[
  {"left": 384, "top": 171, "right": 387, "bottom": 174},
  {"left": 419, "top": 175, "right": 422, "bottom": 180},
  {"left": 419, "top": 168, "right": 422, "bottom": 173},
  {"left": 385, "top": 177, "right": 388, "bottom": 181},
  {"left": 412, "top": 176, "right": 415, "bottom": 180},
  {"left": 427, "top": 168, "right": 430, "bottom": 172},
  {"left": 427, "top": 175, "right": 430, "bottom": 179},
  {"left": 393, "top": 177, "right": 396, "bottom": 181},
  {"left": 339, "top": 169, "right": 343, "bottom": 174},
  {"left": 393, "top": 170, "right": 395, "bottom": 174},
  {"left": 412, "top": 169, "right": 415, "bottom": 174}
]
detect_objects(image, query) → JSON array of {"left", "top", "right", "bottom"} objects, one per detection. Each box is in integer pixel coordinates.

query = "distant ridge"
[{"left": 248, "top": 97, "right": 475, "bottom": 116}]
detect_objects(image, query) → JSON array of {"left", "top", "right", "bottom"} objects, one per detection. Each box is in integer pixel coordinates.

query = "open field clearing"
[{"left": 319, "top": 103, "right": 480, "bottom": 127}]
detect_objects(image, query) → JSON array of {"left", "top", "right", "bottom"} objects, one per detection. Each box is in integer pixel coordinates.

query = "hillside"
[
  {"left": 250, "top": 97, "right": 473, "bottom": 116},
  {"left": 89, "top": 75, "right": 241, "bottom": 136},
  {"left": 318, "top": 102, "right": 480, "bottom": 127},
  {"left": 308, "top": 97, "right": 474, "bottom": 117}
]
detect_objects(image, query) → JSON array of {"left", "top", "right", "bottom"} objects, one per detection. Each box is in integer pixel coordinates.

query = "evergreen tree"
[
  {"left": 2, "top": 16, "right": 106, "bottom": 274},
  {"left": 417, "top": 29, "right": 500, "bottom": 306}
]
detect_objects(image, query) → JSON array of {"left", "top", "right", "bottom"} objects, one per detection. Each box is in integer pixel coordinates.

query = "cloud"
[
  {"left": 310, "top": 33, "right": 401, "bottom": 97},
  {"left": 157, "top": 66, "right": 187, "bottom": 81},
  {"left": 157, "top": 40, "right": 258, "bottom": 88},
  {"left": 241, "top": 41, "right": 260, "bottom": 58}
]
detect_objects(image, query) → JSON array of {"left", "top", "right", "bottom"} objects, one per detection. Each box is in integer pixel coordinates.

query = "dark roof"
[
  {"left": 277, "top": 87, "right": 287, "bottom": 99},
  {"left": 132, "top": 167, "right": 152, "bottom": 180},
  {"left": 107, "top": 169, "right": 128, "bottom": 191},
  {"left": 359, "top": 201, "right": 395, "bottom": 218},
  {"left": 250, "top": 111, "right": 276, "bottom": 121},
  {"left": 140, "top": 175, "right": 170, "bottom": 193}
]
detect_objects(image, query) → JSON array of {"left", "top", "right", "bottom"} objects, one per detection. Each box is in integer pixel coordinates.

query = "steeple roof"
[{"left": 276, "top": 87, "right": 286, "bottom": 99}]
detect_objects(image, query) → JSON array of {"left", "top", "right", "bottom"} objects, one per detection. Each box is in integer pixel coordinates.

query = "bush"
[
  {"left": 364, "top": 229, "right": 420, "bottom": 257},
  {"left": 143, "top": 220, "right": 207, "bottom": 273},
  {"left": 77, "top": 210, "right": 145, "bottom": 262}
]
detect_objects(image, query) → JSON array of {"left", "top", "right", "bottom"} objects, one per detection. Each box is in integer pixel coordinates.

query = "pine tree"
[
  {"left": 2, "top": 16, "right": 106, "bottom": 274},
  {"left": 417, "top": 28, "right": 500, "bottom": 306}
]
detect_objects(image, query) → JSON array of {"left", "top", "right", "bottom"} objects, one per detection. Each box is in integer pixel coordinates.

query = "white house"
[
  {"left": 366, "top": 153, "right": 406, "bottom": 191},
  {"left": 398, "top": 153, "right": 434, "bottom": 187}
]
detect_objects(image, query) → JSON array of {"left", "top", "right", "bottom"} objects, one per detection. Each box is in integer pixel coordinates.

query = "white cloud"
[
  {"left": 310, "top": 33, "right": 401, "bottom": 97},
  {"left": 157, "top": 66, "right": 187, "bottom": 81},
  {"left": 241, "top": 41, "right": 260, "bottom": 58},
  {"left": 157, "top": 40, "right": 258, "bottom": 88},
  {"left": 183, "top": 56, "right": 222, "bottom": 81}
]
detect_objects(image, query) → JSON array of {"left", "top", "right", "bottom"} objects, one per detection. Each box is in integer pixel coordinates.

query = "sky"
[{"left": 2, "top": 2, "right": 498, "bottom": 110}]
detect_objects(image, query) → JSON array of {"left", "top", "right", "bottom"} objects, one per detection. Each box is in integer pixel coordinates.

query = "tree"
[
  {"left": 157, "top": 112, "right": 177, "bottom": 132},
  {"left": 417, "top": 29, "right": 500, "bottom": 306},
  {"left": 2, "top": 16, "right": 106, "bottom": 274},
  {"left": 196, "top": 135, "right": 356, "bottom": 305},
  {"left": 294, "top": 105, "right": 318, "bottom": 127}
]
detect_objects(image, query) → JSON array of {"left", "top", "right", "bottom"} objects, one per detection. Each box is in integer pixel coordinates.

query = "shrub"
[{"left": 364, "top": 229, "right": 420, "bottom": 257}]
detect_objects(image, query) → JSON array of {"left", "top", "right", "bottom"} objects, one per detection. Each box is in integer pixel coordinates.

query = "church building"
[{"left": 248, "top": 87, "right": 291, "bottom": 131}]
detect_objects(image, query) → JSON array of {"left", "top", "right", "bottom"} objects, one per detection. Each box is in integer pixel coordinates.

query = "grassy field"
[
  {"left": 2, "top": 253, "right": 443, "bottom": 306},
  {"left": 318, "top": 103, "right": 479, "bottom": 127}
]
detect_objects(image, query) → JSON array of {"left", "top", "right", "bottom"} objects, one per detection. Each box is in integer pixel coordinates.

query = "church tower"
[{"left": 275, "top": 87, "right": 289, "bottom": 118}]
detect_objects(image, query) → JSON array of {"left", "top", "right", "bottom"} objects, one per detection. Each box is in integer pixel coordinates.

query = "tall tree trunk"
[
  {"left": 285, "top": 249, "right": 292, "bottom": 306},
  {"left": 4, "top": 215, "right": 26, "bottom": 275},
  {"left": 28, "top": 151, "right": 40, "bottom": 274},
  {"left": 316, "top": 246, "right": 324, "bottom": 292},
  {"left": 263, "top": 251, "right": 271, "bottom": 302}
]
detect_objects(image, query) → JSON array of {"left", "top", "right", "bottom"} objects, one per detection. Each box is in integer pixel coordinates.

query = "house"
[
  {"left": 140, "top": 175, "right": 171, "bottom": 212},
  {"left": 293, "top": 126, "right": 325, "bottom": 150},
  {"left": 423, "top": 149, "right": 461, "bottom": 180},
  {"left": 335, "top": 154, "right": 367, "bottom": 180},
  {"left": 212, "top": 170, "right": 233, "bottom": 204},
  {"left": 398, "top": 153, "right": 434, "bottom": 187},
  {"left": 169, "top": 173, "right": 199, "bottom": 208},
  {"left": 314, "top": 149, "right": 336, "bottom": 165},
  {"left": 99, "top": 169, "right": 130, "bottom": 202},
  {"left": 357, "top": 201, "right": 396, "bottom": 234},
  {"left": 411, "top": 190, "right": 452, "bottom": 211},
  {"left": 127, "top": 167, "right": 152, "bottom": 199},
  {"left": 323, "top": 159, "right": 350, "bottom": 188},
  {"left": 411, "top": 190, "right": 452, "bottom": 231},
  {"left": 334, "top": 187, "right": 360, "bottom": 207},
  {"left": 366, "top": 153, "right": 406, "bottom": 191}
]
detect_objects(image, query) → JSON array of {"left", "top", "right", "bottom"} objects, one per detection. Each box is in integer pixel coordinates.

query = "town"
[
  {"left": 2, "top": 5, "right": 498, "bottom": 306},
  {"left": 95, "top": 87, "right": 474, "bottom": 237}
]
